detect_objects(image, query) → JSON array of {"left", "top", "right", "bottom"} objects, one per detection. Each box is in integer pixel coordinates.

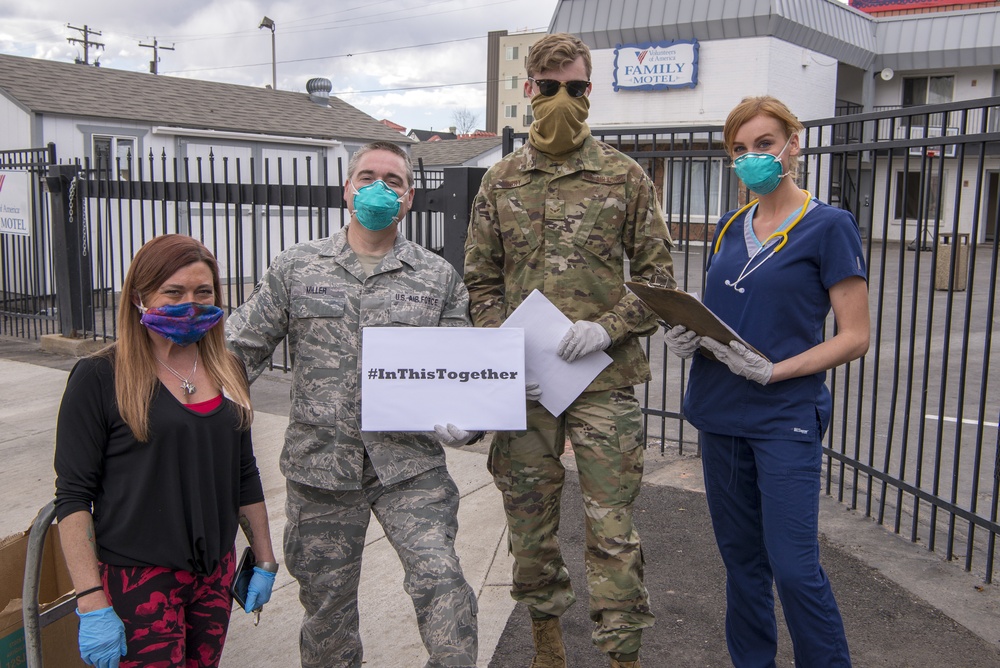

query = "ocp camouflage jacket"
[{"left": 464, "top": 136, "right": 676, "bottom": 391}]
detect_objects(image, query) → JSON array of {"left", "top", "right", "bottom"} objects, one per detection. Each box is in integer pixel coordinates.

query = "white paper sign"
[
  {"left": 501, "top": 290, "right": 612, "bottom": 417},
  {"left": 0, "top": 171, "right": 32, "bottom": 237},
  {"left": 361, "top": 327, "right": 526, "bottom": 432}
]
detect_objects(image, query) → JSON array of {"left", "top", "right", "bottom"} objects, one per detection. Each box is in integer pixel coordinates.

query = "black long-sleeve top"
[{"left": 54, "top": 353, "right": 265, "bottom": 576}]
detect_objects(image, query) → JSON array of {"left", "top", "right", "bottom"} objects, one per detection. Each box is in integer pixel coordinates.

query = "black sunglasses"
[{"left": 529, "top": 78, "right": 590, "bottom": 98}]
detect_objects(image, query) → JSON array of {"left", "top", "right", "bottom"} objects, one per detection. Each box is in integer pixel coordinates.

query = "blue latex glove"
[
  {"left": 76, "top": 606, "right": 127, "bottom": 668},
  {"left": 244, "top": 566, "right": 276, "bottom": 612}
]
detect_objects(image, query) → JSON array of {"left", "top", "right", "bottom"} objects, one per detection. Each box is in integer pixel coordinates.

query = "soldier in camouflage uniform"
[
  {"left": 463, "top": 34, "right": 675, "bottom": 668},
  {"left": 227, "top": 142, "right": 478, "bottom": 668}
]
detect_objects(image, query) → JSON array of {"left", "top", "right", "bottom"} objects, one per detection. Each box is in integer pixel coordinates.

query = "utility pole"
[
  {"left": 67, "top": 24, "right": 104, "bottom": 66},
  {"left": 139, "top": 38, "right": 175, "bottom": 74},
  {"left": 259, "top": 16, "right": 277, "bottom": 90}
]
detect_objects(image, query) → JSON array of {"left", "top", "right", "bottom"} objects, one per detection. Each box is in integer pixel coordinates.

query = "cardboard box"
[{"left": 0, "top": 522, "right": 86, "bottom": 668}]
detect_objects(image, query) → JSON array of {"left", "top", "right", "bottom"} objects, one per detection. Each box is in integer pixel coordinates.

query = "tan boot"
[
  {"left": 529, "top": 617, "right": 566, "bottom": 668},
  {"left": 609, "top": 659, "right": 640, "bottom": 668}
]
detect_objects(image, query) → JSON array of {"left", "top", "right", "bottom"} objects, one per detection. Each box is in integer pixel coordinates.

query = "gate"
[
  {"left": 39, "top": 151, "right": 460, "bottom": 366},
  {"left": 16, "top": 95, "right": 1000, "bottom": 584},
  {"left": 500, "top": 97, "right": 1000, "bottom": 584},
  {"left": 0, "top": 144, "right": 58, "bottom": 338}
]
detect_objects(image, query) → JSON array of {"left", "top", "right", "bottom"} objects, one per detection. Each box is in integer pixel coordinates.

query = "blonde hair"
[
  {"left": 526, "top": 33, "right": 592, "bottom": 79},
  {"left": 724, "top": 95, "right": 803, "bottom": 152},
  {"left": 99, "top": 234, "right": 252, "bottom": 441}
]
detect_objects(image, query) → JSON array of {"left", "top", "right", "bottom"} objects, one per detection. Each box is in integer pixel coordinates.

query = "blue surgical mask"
[
  {"left": 350, "top": 180, "right": 408, "bottom": 231},
  {"left": 731, "top": 135, "right": 794, "bottom": 195}
]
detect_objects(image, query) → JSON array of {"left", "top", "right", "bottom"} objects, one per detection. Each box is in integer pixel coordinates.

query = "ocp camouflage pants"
[
  {"left": 488, "top": 387, "right": 653, "bottom": 656},
  {"left": 283, "top": 459, "right": 478, "bottom": 668}
]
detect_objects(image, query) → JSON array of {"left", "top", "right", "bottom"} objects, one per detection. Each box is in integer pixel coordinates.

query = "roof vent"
[{"left": 307, "top": 77, "right": 333, "bottom": 106}]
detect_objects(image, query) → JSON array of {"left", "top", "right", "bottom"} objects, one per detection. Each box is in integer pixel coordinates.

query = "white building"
[
  {"left": 488, "top": 0, "right": 1000, "bottom": 243},
  {"left": 0, "top": 53, "right": 412, "bottom": 181},
  {"left": 0, "top": 53, "right": 416, "bottom": 290}
]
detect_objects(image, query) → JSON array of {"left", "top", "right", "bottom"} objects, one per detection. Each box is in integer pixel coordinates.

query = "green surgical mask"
[{"left": 350, "top": 180, "right": 408, "bottom": 231}]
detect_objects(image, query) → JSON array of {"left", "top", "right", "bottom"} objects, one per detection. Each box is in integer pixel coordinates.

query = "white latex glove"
[
  {"left": 526, "top": 383, "right": 542, "bottom": 401},
  {"left": 557, "top": 320, "right": 612, "bottom": 363},
  {"left": 663, "top": 325, "right": 701, "bottom": 359},
  {"left": 700, "top": 338, "right": 773, "bottom": 385},
  {"left": 434, "top": 423, "right": 474, "bottom": 447}
]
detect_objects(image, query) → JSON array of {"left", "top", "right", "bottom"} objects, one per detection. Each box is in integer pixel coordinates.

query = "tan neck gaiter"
[{"left": 528, "top": 90, "right": 591, "bottom": 160}]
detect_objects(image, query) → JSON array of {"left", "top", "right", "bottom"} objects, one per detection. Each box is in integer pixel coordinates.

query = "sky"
[{"left": 0, "top": 0, "right": 559, "bottom": 133}]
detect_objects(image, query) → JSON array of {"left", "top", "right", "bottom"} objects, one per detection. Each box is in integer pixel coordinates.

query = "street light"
[{"left": 259, "top": 16, "right": 276, "bottom": 90}]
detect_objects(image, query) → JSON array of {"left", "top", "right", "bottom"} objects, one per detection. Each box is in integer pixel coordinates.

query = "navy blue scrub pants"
[{"left": 700, "top": 431, "right": 851, "bottom": 668}]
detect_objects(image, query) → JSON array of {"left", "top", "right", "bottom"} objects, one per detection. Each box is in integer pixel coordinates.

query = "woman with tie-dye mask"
[{"left": 54, "top": 234, "right": 276, "bottom": 667}]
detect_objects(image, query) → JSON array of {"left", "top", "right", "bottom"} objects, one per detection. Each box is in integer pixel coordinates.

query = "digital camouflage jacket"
[{"left": 227, "top": 227, "right": 471, "bottom": 491}]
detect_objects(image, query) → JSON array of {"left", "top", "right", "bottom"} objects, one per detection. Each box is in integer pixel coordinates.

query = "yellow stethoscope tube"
[{"left": 713, "top": 190, "right": 812, "bottom": 255}]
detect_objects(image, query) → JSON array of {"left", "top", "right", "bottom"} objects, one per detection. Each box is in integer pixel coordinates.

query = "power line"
[
  {"left": 152, "top": 0, "right": 526, "bottom": 44},
  {"left": 335, "top": 79, "right": 490, "bottom": 96},
  {"left": 163, "top": 35, "right": 486, "bottom": 74}
]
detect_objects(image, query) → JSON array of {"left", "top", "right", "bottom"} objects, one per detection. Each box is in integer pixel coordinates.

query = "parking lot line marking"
[{"left": 925, "top": 414, "right": 999, "bottom": 429}]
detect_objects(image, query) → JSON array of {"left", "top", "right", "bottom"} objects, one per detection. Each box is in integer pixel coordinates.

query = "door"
[{"left": 985, "top": 171, "right": 999, "bottom": 243}]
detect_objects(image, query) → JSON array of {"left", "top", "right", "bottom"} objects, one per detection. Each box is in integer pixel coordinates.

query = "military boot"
[
  {"left": 529, "top": 617, "right": 566, "bottom": 668},
  {"left": 609, "top": 651, "right": 640, "bottom": 668},
  {"left": 609, "top": 659, "right": 640, "bottom": 668}
]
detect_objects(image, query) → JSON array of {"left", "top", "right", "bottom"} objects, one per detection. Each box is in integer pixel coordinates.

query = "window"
[
  {"left": 668, "top": 159, "right": 725, "bottom": 220},
  {"left": 505, "top": 46, "right": 518, "bottom": 60},
  {"left": 893, "top": 169, "right": 942, "bottom": 224},
  {"left": 523, "top": 104, "right": 533, "bottom": 125},
  {"left": 504, "top": 76, "right": 518, "bottom": 90},
  {"left": 903, "top": 75, "right": 953, "bottom": 107},
  {"left": 991, "top": 69, "right": 1000, "bottom": 132},
  {"left": 93, "top": 135, "right": 136, "bottom": 180},
  {"left": 504, "top": 105, "right": 517, "bottom": 119}
]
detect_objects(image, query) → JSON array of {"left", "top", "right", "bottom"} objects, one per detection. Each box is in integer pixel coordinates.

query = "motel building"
[{"left": 489, "top": 0, "right": 1000, "bottom": 244}]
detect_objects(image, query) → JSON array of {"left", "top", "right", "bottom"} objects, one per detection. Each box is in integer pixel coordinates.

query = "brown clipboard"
[{"left": 626, "top": 281, "right": 769, "bottom": 361}]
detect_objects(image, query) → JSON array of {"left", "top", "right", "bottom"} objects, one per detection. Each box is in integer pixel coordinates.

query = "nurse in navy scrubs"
[{"left": 664, "top": 95, "right": 869, "bottom": 668}]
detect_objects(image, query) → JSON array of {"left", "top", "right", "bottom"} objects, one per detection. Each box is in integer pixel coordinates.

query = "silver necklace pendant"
[{"left": 156, "top": 350, "right": 199, "bottom": 396}]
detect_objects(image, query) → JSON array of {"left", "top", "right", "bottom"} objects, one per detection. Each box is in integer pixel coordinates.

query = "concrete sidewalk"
[
  {"left": 0, "top": 351, "right": 516, "bottom": 667},
  {"left": 2, "top": 336, "right": 999, "bottom": 667}
]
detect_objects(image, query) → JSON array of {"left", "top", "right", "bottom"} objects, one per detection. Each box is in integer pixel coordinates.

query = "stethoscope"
[{"left": 713, "top": 190, "right": 812, "bottom": 293}]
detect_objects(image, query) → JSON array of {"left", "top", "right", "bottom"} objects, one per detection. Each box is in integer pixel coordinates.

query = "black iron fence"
[
  {"left": 33, "top": 153, "right": 461, "bottom": 352},
  {"left": 500, "top": 97, "right": 1000, "bottom": 584},
  {"left": 0, "top": 143, "right": 58, "bottom": 338},
  {"left": 4, "top": 96, "right": 1000, "bottom": 582}
]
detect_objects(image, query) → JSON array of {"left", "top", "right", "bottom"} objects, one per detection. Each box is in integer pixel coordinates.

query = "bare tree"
[{"left": 452, "top": 107, "right": 479, "bottom": 135}]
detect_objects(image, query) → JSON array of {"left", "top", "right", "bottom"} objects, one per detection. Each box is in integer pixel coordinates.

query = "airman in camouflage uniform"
[
  {"left": 227, "top": 142, "right": 478, "bottom": 668},
  {"left": 463, "top": 34, "right": 675, "bottom": 668}
]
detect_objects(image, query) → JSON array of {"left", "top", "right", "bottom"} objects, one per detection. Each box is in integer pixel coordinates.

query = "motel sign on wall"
[
  {"left": 613, "top": 39, "right": 699, "bottom": 91},
  {"left": 0, "top": 170, "right": 31, "bottom": 237}
]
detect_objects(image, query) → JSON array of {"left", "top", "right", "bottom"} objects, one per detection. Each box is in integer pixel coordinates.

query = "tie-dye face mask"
[{"left": 138, "top": 301, "right": 223, "bottom": 346}]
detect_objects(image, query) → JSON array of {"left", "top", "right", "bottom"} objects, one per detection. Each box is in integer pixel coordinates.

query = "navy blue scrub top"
[{"left": 684, "top": 196, "right": 867, "bottom": 442}]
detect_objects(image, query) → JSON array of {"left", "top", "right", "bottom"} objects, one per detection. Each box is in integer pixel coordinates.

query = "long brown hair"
[{"left": 100, "top": 234, "right": 253, "bottom": 441}]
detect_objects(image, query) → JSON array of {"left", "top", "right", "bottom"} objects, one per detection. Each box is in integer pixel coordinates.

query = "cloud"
[{"left": 0, "top": 0, "right": 556, "bottom": 130}]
